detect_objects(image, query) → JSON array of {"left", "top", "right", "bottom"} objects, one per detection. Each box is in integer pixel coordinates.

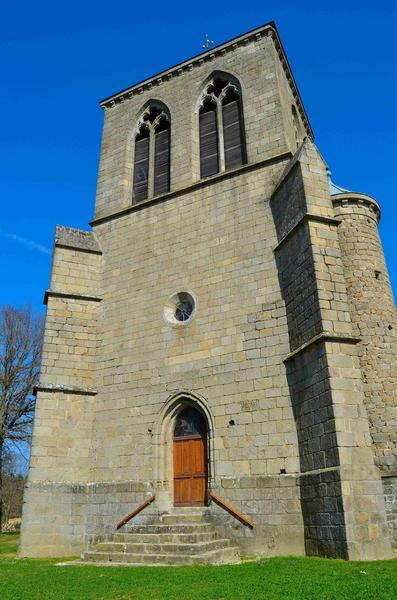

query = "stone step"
[
  {"left": 159, "top": 514, "right": 208, "bottom": 525},
  {"left": 111, "top": 531, "right": 219, "bottom": 544},
  {"left": 83, "top": 545, "right": 239, "bottom": 566},
  {"left": 125, "top": 523, "right": 214, "bottom": 534},
  {"left": 85, "top": 510, "right": 240, "bottom": 566},
  {"left": 94, "top": 538, "right": 232, "bottom": 555},
  {"left": 167, "top": 506, "right": 207, "bottom": 513}
]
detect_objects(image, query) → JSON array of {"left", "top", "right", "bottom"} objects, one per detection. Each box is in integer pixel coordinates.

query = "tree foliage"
[
  {"left": 1, "top": 450, "right": 26, "bottom": 528},
  {"left": 0, "top": 306, "right": 44, "bottom": 528}
]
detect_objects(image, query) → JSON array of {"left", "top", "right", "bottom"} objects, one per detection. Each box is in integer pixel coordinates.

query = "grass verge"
[{"left": 0, "top": 533, "right": 396, "bottom": 600}]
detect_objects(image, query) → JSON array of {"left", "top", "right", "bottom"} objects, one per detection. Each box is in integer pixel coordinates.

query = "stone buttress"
[
  {"left": 20, "top": 226, "right": 102, "bottom": 556},
  {"left": 270, "top": 139, "right": 392, "bottom": 559}
]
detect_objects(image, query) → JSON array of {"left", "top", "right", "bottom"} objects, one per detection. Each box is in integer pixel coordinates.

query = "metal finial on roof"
[{"left": 202, "top": 33, "right": 214, "bottom": 50}]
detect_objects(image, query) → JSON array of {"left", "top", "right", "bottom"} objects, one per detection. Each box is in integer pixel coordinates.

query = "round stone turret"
[{"left": 331, "top": 184, "right": 397, "bottom": 471}]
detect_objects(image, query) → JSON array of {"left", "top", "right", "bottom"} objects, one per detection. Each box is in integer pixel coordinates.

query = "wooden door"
[
  {"left": 173, "top": 407, "right": 208, "bottom": 507},
  {"left": 174, "top": 437, "right": 207, "bottom": 506}
]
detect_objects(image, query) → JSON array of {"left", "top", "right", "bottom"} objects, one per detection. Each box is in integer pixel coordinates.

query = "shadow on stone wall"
[
  {"left": 270, "top": 162, "right": 348, "bottom": 558},
  {"left": 285, "top": 353, "right": 348, "bottom": 558}
]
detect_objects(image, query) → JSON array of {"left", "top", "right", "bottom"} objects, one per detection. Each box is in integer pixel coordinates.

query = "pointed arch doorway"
[{"left": 173, "top": 406, "right": 208, "bottom": 506}]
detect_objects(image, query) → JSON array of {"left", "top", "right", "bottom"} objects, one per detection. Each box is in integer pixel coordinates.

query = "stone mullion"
[{"left": 217, "top": 101, "right": 225, "bottom": 173}]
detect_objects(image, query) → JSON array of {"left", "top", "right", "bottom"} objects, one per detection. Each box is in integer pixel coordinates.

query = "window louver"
[
  {"left": 154, "top": 126, "right": 170, "bottom": 196},
  {"left": 199, "top": 108, "right": 219, "bottom": 178},
  {"left": 222, "top": 99, "right": 244, "bottom": 170},
  {"left": 133, "top": 135, "right": 150, "bottom": 202}
]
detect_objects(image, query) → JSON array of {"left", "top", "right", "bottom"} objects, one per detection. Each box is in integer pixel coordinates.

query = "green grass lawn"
[{"left": 0, "top": 534, "right": 396, "bottom": 600}]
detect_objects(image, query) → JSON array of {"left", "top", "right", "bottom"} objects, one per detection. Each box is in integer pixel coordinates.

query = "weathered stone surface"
[
  {"left": 55, "top": 225, "right": 101, "bottom": 254},
  {"left": 270, "top": 140, "right": 393, "bottom": 559},
  {"left": 333, "top": 196, "right": 397, "bottom": 473},
  {"left": 382, "top": 475, "right": 397, "bottom": 549},
  {"left": 20, "top": 22, "right": 396, "bottom": 560}
]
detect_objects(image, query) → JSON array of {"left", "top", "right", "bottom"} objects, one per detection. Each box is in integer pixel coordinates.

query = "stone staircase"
[{"left": 82, "top": 509, "right": 240, "bottom": 566}]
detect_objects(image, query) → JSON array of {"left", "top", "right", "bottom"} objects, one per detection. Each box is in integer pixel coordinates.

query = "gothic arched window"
[
  {"left": 174, "top": 406, "right": 207, "bottom": 438},
  {"left": 199, "top": 98, "right": 219, "bottom": 178},
  {"left": 198, "top": 74, "right": 246, "bottom": 178},
  {"left": 133, "top": 103, "right": 171, "bottom": 202},
  {"left": 133, "top": 126, "right": 150, "bottom": 202}
]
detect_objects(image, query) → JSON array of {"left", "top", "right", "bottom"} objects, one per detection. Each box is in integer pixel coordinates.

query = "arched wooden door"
[{"left": 173, "top": 407, "right": 208, "bottom": 506}]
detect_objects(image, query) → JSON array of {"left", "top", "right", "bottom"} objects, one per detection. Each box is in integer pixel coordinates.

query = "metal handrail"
[
  {"left": 210, "top": 491, "right": 254, "bottom": 528},
  {"left": 116, "top": 494, "right": 156, "bottom": 530}
]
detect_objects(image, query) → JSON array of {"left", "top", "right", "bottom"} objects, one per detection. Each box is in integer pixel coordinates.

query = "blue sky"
[{"left": 1, "top": 0, "right": 396, "bottom": 315}]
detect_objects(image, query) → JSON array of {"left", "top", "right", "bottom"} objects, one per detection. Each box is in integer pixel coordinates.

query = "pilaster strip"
[
  {"left": 273, "top": 213, "right": 341, "bottom": 252},
  {"left": 284, "top": 331, "right": 361, "bottom": 363},
  {"left": 90, "top": 152, "right": 292, "bottom": 227},
  {"left": 43, "top": 290, "right": 102, "bottom": 305}
]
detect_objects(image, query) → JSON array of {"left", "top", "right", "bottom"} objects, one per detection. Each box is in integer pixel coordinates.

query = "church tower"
[{"left": 20, "top": 22, "right": 396, "bottom": 562}]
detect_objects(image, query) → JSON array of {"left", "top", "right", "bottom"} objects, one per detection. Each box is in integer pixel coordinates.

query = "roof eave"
[{"left": 98, "top": 21, "right": 314, "bottom": 140}]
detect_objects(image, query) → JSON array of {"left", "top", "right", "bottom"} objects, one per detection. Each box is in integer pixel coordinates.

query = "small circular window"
[
  {"left": 175, "top": 300, "right": 194, "bottom": 322},
  {"left": 164, "top": 292, "right": 196, "bottom": 326}
]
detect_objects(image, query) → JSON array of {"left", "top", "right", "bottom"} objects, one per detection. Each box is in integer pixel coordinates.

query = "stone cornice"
[
  {"left": 43, "top": 290, "right": 102, "bottom": 305},
  {"left": 273, "top": 213, "right": 341, "bottom": 252},
  {"left": 284, "top": 331, "right": 361, "bottom": 363},
  {"left": 99, "top": 22, "right": 313, "bottom": 140},
  {"left": 33, "top": 384, "right": 98, "bottom": 396},
  {"left": 298, "top": 466, "right": 341, "bottom": 477},
  {"left": 331, "top": 193, "right": 381, "bottom": 222},
  {"left": 89, "top": 151, "right": 292, "bottom": 227}
]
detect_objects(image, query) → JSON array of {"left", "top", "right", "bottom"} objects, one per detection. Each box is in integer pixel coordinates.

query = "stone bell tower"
[{"left": 20, "top": 21, "right": 396, "bottom": 562}]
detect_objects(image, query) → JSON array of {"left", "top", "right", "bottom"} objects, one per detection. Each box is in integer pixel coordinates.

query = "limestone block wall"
[
  {"left": 52, "top": 225, "right": 101, "bottom": 290},
  {"left": 20, "top": 227, "right": 102, "bottom": 557},
  {"left": 333, "top": 195, "right": 397, "bottom": 472},
  {"left": 85, "top": 481, "right": 155, "bottom": 543},
  {"left": 27, "top": 391, "right": 96, "bottom": 483},
  {"left": 382, "top": 476, "right": 397, "bottom": 549},
  {"left": 210, "top": 475, "right": 304, "bottom": 557},
  {"left": 21, "top": 22, "right": 396, "bottom": 561},
  {"left": 50, "top": 247, "right": 100, "bottom": 297},
  {"left": 20, "top": 399, "right": 94, "bottom": 558},
  {"left": 94, "top": 29, "right": 308, "bottom": 221},
  {"left": 84, "top": 477, "right": 304, "bottom": 558},
  {"left": 21, "top": 22, "right": 317, "bottom": 557},
  {"left": 39, "top": 298, "right": 98, "bottom": 389},
  {"left": 20, "top": 482, "right": 87, "bottom": 557},
  {"left": 40, "top": 226, "right": 102, "bottom": 390},
  {"left": 84, "top": 156, "right": 311, "bottom": 558},
  {"left": 91, "top": 160, "right": 301, "bottom": 486}
]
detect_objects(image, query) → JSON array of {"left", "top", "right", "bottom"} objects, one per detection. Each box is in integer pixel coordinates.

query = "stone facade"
[
  {"left": 383, "top": 476, "right": 397, "bottom": 549},
  {"left": 333, "top": 196, "right": 397, "bottom": 471},
  {"left": 20, "top": 22, "right": 396, "bottom": 560}
]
